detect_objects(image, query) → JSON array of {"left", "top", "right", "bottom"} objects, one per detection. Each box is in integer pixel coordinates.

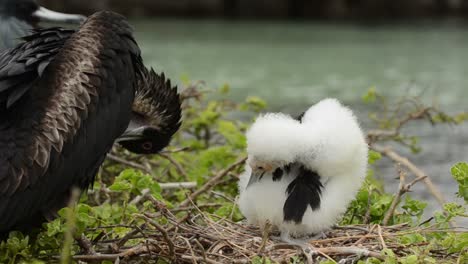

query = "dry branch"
[
  {"left": 366, "top": 107, "right": 433, "bottom": 143},
  {"left": 160, "top": 182, "right": 197, "bottom": 189},
  {"left": 178, "top": 157, "right": 247, "bottom": 208},
  {"left": 371, "top": 144, "right": 446, "bottom": 207},
  {"left": 382, "top": 164, "right": 427, "bottom": 225},
  {"left": 158, "top": 152, "right": 190, "bottom": 180},
  {"left": 106, "top": 153, "right": 152, "bottom": 174}
]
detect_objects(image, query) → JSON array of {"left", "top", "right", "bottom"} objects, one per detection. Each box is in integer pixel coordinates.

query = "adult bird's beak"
[
  {"left": 246, "top": 168, "right": 265, "bottom": 188},
  {"left": 115, "top": 127, "right": 145, "bottom": 143},
  {"left": 32, "top": 6, "right": 86, "bottom": 24}
]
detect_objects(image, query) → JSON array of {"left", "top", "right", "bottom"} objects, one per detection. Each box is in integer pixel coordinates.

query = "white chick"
[{"left": 237, "top": 98, "right": 368, "bottom": 245}]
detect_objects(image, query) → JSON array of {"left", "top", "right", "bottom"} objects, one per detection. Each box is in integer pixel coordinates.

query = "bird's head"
[
  {"left": 248, "top": 156, "right": 284, "bottom": 177},
  {"left": 245, "top": 113, "right": 302, "bottom": 187},
  {"left": 117, "top": 68, "right": 182, "bottom": 154},
  {"left": 0, "top": 0, "right": 85, "bottom": 25},
  {"left": 246, "top": 156, "right": 286, "bottom": 187}
]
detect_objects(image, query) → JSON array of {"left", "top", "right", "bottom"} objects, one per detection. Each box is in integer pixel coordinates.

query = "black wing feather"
[
  {"left": 283, "top": 166, "right": 323, "bottom": 224},
  {"left": 0, "top": 28, "right": 75, "bottom": 110}
]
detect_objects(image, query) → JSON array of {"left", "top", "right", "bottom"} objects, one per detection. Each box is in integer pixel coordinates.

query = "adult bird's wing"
[
  {"left": 0, "top": 27, "right": 75, "bottom": 109},
  {"left": 0, "top": 16, "right": 34, "bottom": 50},
  {"left": 0, "top": 11, "right": 143, "bottom": 233}
]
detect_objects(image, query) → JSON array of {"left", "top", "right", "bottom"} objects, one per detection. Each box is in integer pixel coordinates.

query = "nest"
[{"left": 72, "top": 198, "right": 459, "bottom": 264}]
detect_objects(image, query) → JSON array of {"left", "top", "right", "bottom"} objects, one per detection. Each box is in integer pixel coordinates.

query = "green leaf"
[
  {"left": 451, "top": 162, "right": 468, "bottom": 202},
  {"left": 219, "top": 83, "right": 230, "bottom": 94},
  {"left": 109, "top": 181, "right": 132, "bottom": 192},
  {"left": 241, "top": 96, "right": 267, "bottom": 112},
  {"left": 362, "top": 86, "right": 377, "bottom": 103},
  {"left": 400, "top": 255, "right": 418, "bottom": 264},
  {"left": 217, "top": 120, "right": 246, "bottom": 149},
  {"left": 368, "top": 150, "right": 382, "bottom": 165}
]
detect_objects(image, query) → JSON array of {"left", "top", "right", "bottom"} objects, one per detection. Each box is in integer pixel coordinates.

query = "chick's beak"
[
  {"left": 246, "top": 169, "right": 264, "bottom": 189},
  {"left": 246, "top": 162, "right": 274, "bottom": 188}
]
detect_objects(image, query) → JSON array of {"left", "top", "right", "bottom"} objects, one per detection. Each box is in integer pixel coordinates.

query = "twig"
[
  {"left": 106, "top": 154, "right": 152, "bottom": 175},
  {"left": 383, "top": 164, "right": 427, "bottom": 225},
  {"left": 158, "top": 152, "right": 190, "bottom": 180},
  {"left": 371, "top": 145, "right": 446, "bottom": 207},
  {"left": 116, "top": 224, "right": 146, "bottom": 248},
  {"left": 367, "top": 107, "right": 433, "bottom": 143},
  {"left": 72, "top": 254, "right": 120, "bottom": 261},
  {"left": 130, "top": 189, "right": 151, "bottom": 205},
  {"left": 353, "top": 224, "right": 377, "bottom": 246},
  {"left": 72, "top": 244, "right": 157, "bottom": 261},
  {"left": 76, "top": 234, "right": 96, "bottom": 255},
  {"left": 181, "top": 237, "right": 197, "bottom": 264},
  {"left": 130, "top": 182, "right": 196, "bottom": 205},
  {"left": 170, "top": 203, "right": 223, "bottom": 213},
  {"left": 194, "top": 239, "right": 208, "bottom": 263},
  {"left": 139, "top": 214, "right": 175, "bottom": 258},
  {"left": 161, "top": 182, "right": 197, "bottom": 189},
  {"left": 266, "top": 244, "right": 384, "bottom": 260},
  {"left": 178, "top": 157, "right": 247, "bottom": 208},
  {"left": 376, "top": 225, "right": 388, "bottom": 250},
  {"left": 160, "top": 147, "right": 190, "bottom": 154},
  {"left": 319, "top": 247, "right": 384, "bottom": 260},
  {"left": 383, "top": 164, "right": 407, "bottom": 225},
  {"left": 180, "top": 255, "right": 224, "bottom": 264}
]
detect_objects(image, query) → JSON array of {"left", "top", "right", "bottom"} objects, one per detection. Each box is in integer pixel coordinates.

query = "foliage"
[
  {"left": 0, "top": 84, "right": 467, "bottom": 263},
  {"left": 451, "top": 162, "right": 468, "bottom": 203}
]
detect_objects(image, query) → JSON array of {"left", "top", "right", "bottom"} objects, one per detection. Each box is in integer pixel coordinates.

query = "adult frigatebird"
[{"left": 0, "top": 11, "right": 182, "bottom": 235}]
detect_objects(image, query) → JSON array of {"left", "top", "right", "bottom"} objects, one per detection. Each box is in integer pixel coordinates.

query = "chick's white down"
[{"left": 238, "top": 98, "right": 368, "bottom": 239}]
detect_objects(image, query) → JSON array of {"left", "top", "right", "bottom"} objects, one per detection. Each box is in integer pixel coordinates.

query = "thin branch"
[
  {"left": 367, "top": 107, "right": 433, "bottom": 143},
  {"left": 318, "top": 246, "right": 384, "bottom": 260},
  {"left": 160, "top": 182, "right": 197, "bottom": 189},
  {"left": 116, "top": 224, "right": 146, "bottom": 248},
  {"left": 130, "top": 182, "right": 196, "bottom": 205},
  {"left": 139, "top": 214, "right": 175, "bottom": 258},
  {"left": 377, "top": 225, "right": 388, "bottom": 250},
  {"left": 178, "top": 157, "right": 247, "bottom": 208},
  {"left": 106, "top": 154, "right": 152, "bottom": 175},
  {"left": 371, "top": 145, "right": 446, "bottom": 207},
  {"left": 158, "top": 153, "right": 190, "bottom": 180},
  {"left": 76, "top": 234, "right": 96, "bottom": 255},
  {"left": 383, "top": 164, "right": 407, "bottom": 225},
  {"left": 383, "top": 164, "right": 427, "bottom": 225},
  {"left": 266, "top": 244, "right": 384, "bottom": 260},
  {"left": 180, "top": 255, "right": 224, "bottom": 264}
]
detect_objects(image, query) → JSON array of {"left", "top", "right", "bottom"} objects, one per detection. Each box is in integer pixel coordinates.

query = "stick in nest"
[{"left": 178, "top": 156, "right": 247, "bottom": 208}]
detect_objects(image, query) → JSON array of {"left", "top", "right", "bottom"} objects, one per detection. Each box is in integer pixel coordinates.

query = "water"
[{"left": 132, "top": 19, "right": 468, "bottom": 220}]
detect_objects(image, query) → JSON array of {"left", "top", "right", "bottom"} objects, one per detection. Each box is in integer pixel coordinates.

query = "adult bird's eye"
[{"left": 142, "top": 142, "right": 153, "bottom": 150}]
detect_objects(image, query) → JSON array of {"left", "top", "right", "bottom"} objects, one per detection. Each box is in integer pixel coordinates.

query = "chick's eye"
[
  {"left": 258, "top": 166, "right": 264, "bottom": 170},
  {"left": 142, "top": 142, "right": 153, "bottom": 150}
]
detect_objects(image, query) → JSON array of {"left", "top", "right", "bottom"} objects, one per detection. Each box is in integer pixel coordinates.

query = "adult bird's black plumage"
[
  {"left": 0, "top": 0, "right": 85, "bottom": 50},
  {"left": 0, "top": 11, "right": 182, "bottom": 235}
]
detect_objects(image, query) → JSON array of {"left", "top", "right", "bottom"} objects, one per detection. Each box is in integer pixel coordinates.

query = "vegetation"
[{"left": 0, "top": 82, "right": 467, "bottom": 263}]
